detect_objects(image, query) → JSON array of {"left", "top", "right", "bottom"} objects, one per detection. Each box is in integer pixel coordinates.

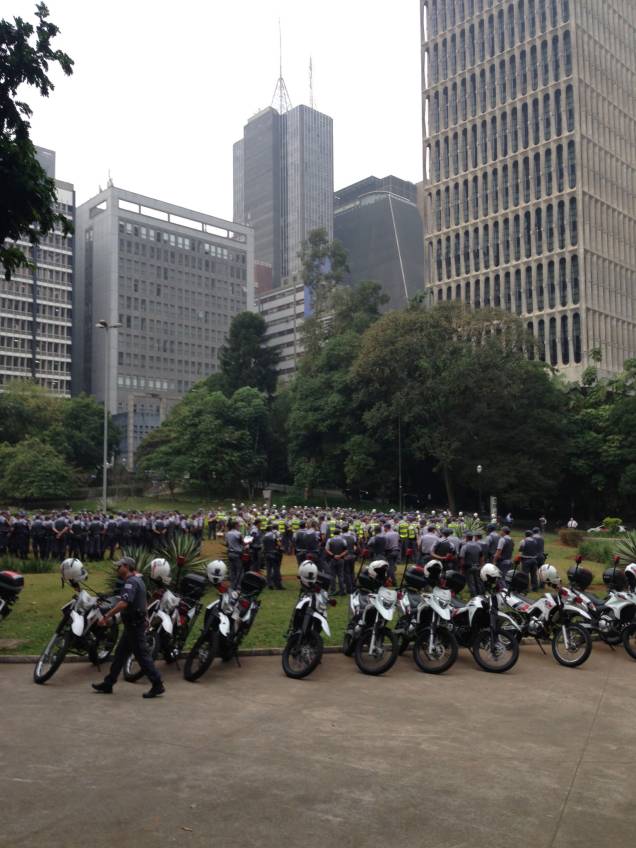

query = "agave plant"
[
  {"left": 462, "top": 516, "right": 485, "bottom": 534},
  {"left": 157, "top": 533, "right": 206, "bottom": 591},
  {"left": 103, "top": 545, "right": 154, "bottom": 594},
  {"left": 614, "top": 531, "right": 636, "bottom": 566}
]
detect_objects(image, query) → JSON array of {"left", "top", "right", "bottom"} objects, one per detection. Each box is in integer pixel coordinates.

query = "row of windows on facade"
[
  {"left": 0, "top": 336, "right": 70, "bottom": 356},
  {"left": 433, "top": 255, "right": 579, "bottom": 313},
  {"left": 431, "top": 199, "right": 578, "bottom": 281},
  {"left": 428, "top": 23, "right": 571, "bottom": 91},
  {"left": 0, "top": 317, "right": 71, "bottom": 338},
  {"left": 430, "top": 147, "right": 575, "bottom": 230},
  {"left": 118, "top": 239, "right": 247, "bottom": 281},
  {"left": 117, "top": 267, "right": 242, "bottom": 302},
  {"left": 2, "top": 279, "right": 72, "bottom": 304},
  {"left": 425, "top": 73, "right": 574, "bottom": 146},
  {"left": 0, "top": 297, "right": 71, "bottom": 321},
  {"left": 0, "top": 355, "right": 71, "bottom": 373},
  {"left": 11, "top": 265, "right": 72, "bottom": 286},
  {"left": 0, "top": 375, "right": 70, "bottom": 396},
  {"left": 118, "top": 342, "right": 216, "bottom": 363},
  {"left": 117, "top": 220, "right": 245, "bottom": 263},
  {"left": 426, "top": 0, "right": 570, "bottom": 40}
]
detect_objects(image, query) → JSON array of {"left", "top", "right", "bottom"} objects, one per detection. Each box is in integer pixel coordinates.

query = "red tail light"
[
  {"left": 239, "top": 598, "right": 250, "bottom": 609},
  {"left": 218, "top": 583, "right": 227, "bottom": 594}
]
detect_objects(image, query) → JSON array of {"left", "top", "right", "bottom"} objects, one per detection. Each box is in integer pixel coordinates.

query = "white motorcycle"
[
  {"left": 342, "top": 561, "right": 398, "bottom": 675},
  {"left": 396, "top": 563, "right": 459, "bottom": 674},
  {"left": 282, "top": 565, "right": 334, "bottom": 679},
  {"left": 34, "top": 581, "right": 119, "bottom": 684}
]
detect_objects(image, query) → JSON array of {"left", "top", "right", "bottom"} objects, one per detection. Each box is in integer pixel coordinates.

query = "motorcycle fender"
[
  {"left": 70, "top": 610, "right": 85, "bottom": 637},
  {"left": 296, "top": 596, "right": 312, "bottom": 613},
  {"left": 564, "top": 604, "right": 591, "bottom": 620},
  {"left": 156, "top": 609, "right": 174, "bottom": 635},
  {"left": 497, "top": 611, "right": 521, "bottom": 631},
  {"left": 71, "top": 610, "right": 84, "bottom": 636},
  {"left": 429, "top": 599, "right": 452, "bottom": 620},
  {"left": 313, "top": 611, "right": 330, "bottom": 637},
  {"left": 373, "top": 598, "right": 395, "bottom": 621},
  {"left": 218, "top": 612, "right": 230, "bottom": 637}
]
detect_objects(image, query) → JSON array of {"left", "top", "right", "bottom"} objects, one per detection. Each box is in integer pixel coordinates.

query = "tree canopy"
[
  {"left": 217, "top": 311, "right": 279, "bottom": 397},
  {"left": 0, "top": 3, "right": 74, "bottom": 278}
]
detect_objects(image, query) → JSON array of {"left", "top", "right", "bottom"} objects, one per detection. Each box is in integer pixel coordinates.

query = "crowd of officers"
[
  {"left": 0, "top": 504, "right": 547, "bottom": 597},
  {"left": 219, "top": 506, "right": 546, "bottom": 596}
]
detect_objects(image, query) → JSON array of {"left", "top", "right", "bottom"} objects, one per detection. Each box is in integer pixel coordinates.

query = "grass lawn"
[{"left": 0, "top": 532, "right": 618, "bottom": 656}]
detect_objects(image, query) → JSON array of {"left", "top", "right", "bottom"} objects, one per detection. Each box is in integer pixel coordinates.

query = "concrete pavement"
[{"left": 1, "top": 643, "right": 636, "bottom": 848}]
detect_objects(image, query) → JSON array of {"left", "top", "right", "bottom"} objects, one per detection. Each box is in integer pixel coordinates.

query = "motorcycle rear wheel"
[
  {"left": 551, "top": 624, "right": 592, "bottom": 667},
  {"left": 413, "top": 627, "right": 458, "bottom": 674},
  {"left": 183, "top": 631, "right": 219, "bottom": 682},
  {"left": 282, "top": 631, "right": 323, "bottom": 679},
  {"left": 622, "top": 621, "right": 636, "bottom": 660},
  {"left": 33, "top": 626, "right": 70, "bottom": 684},
  {"left": 88, "top": 620, "right": 119, "bottom": 666},
  {"left": 123, "top": 631, "right": 159, "bottom": 682},
  {"left": 354, "top": 626, "right": 398, "bottom": 676},
  {"left": 472, "top": 628, "right": 519, "bottom": 673}
]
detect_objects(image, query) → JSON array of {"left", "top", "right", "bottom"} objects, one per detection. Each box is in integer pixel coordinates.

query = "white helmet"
[
  {"left": 539, "top": 563, "right": 560, "bottom": 586},
  {"left": 480, "top": 563, "right": 501, "bottom": 583},
  {"left": 243, "top": 535, "right": 253, "bottom": 545},
  {"left": 206, "top": 560, "right": 228, "bottom": 585},
  {"left": 366, "top": 560, "right": 389, "bottom": 581},
  {"left": 149, "top": 557, "right": 171, "bottom": 586},
  {"left": 424, "top": 559, "right": 443, "bottom": 581},
  {"left": 61, "top": 558, "right": 87, "bottom": 584},
  {"left": 624, "top": 563, "right": 636, "bottom": 591},
  {"left": 298, "top": 560, "right": 318, "bottom": 588}
]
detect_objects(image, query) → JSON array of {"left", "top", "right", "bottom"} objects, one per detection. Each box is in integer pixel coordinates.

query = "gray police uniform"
[{"left": 104, "top": 573, "right": 162, "bottom": 687}]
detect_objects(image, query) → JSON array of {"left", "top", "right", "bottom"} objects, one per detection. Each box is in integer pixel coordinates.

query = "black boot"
[
  {"left": 142, "top": 682, "right": 165, "bottom": 699},
  {"left": 92, "top": 681, "right": 113, "bottom": 694}
]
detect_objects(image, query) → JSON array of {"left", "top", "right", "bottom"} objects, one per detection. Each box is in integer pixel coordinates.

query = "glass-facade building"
[
  {"left": 234, "top": 103, "right": 333, "bottom": 290},
  {"left": 0, "top": 147, "right": 74, "bottom": 395},
  {"left": 421, "top": 0, "right": 636, "bottom": 376}
]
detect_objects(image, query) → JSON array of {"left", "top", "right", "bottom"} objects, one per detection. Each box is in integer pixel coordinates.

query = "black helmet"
[
  {"left": 566, "top": 565, "right": 593, "bottom": 590},
  {"left": 603, "top": 566, "right": 626, "bottom": 591}
]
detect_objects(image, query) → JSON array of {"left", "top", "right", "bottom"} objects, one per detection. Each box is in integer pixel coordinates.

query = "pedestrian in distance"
[{"left": 92, "top": 557, "right": 165, "bottom": 699}]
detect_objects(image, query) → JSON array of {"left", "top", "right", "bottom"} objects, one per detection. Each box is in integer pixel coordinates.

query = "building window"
[
  {"left": 530, "top": 44, "right": 539, "bottom": 89},
  {"left": 561, "top": 314, "right": 570, "bottom": 364},
  {"left": 566, "top": 85, "right": 574, "bottom": 132},
  {"left": 515, "top": 269, "right": 523, "bottom": 314},
  {"left": 499, "top": 59, "right": 507, "bottom": 103},
  {"left": 512, "top": 160, "right": 520, "bottom": 205},
  {"left": 513, "top": 214, "right": 521, "bottom": 261},
  {"left": 482, "top": 172, "right": 489, "bottom": 215},
  {"left": 573, "top": 312, "right": 581, "bottom": 362},
  {"left": 548, "top": 260, "right": 556, "bottom": 308},
  {"left": 473, "top": 227, "right": 481, "bottom": 271},
  {"left": 483, "top": 223, "right": 490, "bottom": 268},
  {"left": 492, "top": 168, "right": 499, "bottom": 212},
  {"left": 545, "top": 148, "right": 553, "bottom": 195},
  {"left": 479, "top": 69, "right": 487, "bottom": 113},
  {"left": 464, "top": 230, "right": 471, "bottom": 273},
  {"left": 559, "top": 256, "right": 568, "bottom": 306},
  {"left": 537, "top": 317, "right": 546, "bottom": 361},
  {"left": 520, "top": 48, "right": 528, "bottom": 95},
  {"left": 528, "top": 0, "right": 536, "bottom": 38},
  {"left": 535, "top": 207, "right": 543, "bottom": 253},
  {"left": 494, "top": 273, "right": 501, "bottom": 307},
  {"left": 556, "top": 144, "right": 564, "bottom": 192},
  {"left": 504, "top": 271, "right": 512, "bottom": 311},
  {"left": 521, "top": 102, "right": 529, "bottom": 147},
  {"left": 546, "top": 203, "right": 554, "bottom": 251},
  {"left": 571, "top": 255, "right": 579, "bottom": 304},
  {"left": 472, "top": 175, "right": 479, "bottom": 218},
  {"left": 557, "top": 200, "right": 566, "bottom": 249},
  {"left": 510, "top": 54, "right": 517, "bottom": 99},
  {"left": 511, "top": 107, "right": 519, "bottom": 152},
  {"left": 502, "top": 163, "right": 509, "bottom": 209},
  {"left": 524, "top": 211, "right": 532, "bottom": 258},
  {"left": 554, "top": 89, "right": 562, "bottom": 135},
  {"left": 536, "top": 263, "right": 544, "bottom": 309},
  {"left": 567, "top": 140, "right": 576, "bottom": 188},
  {"left": 523, "top": 157, "right": 531, "bottom": 202},
  {"left": 569, "top": 197, "right": 578, "bottom": 245},
  {"left": 501, "top": 111, "right": 508, "bottom": 156},
  {"left": 484, "top": 276, "right": 491, "bottom": 305},
  {"left": 481, "top": 119, "right": 488, "bottom": 164},
  {"left": 534, "top": 152, "right": 542, "bottom": 199},
  {"left": 549, "top": 316, "right": 557, "bottom": 365},
  {"left": 493, "top": 220, "right": 500, "bottom": 265},
  {"left": 503, "top": 218, "right": 511, "bottom": 262},
  {"left": 525, "top": 267, "right": 533, "bottom": 312}
]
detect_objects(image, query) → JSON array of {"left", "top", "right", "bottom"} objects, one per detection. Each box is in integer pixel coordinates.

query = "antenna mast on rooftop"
[{"left": 271, "top": 18, "right": 292, "bottom": 114}]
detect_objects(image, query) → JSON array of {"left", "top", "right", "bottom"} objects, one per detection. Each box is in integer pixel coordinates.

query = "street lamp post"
[
  {"left": 96, "top": 320, "right": 122, "bottom": 513},
  {"left": 476, "top": 464, "right": 483, "bottom": 516}
]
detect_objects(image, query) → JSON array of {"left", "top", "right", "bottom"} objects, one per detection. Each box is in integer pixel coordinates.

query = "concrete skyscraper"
[
  {"left": 421, "top": 0, "right": 636, "bottom": 377},
  {"left": 0, "top": 147, "right": 74, "bottom": 395},
  {"left": 74, "top": 186, "right": 254, "bottom": 466},
  {"left": 233, "top": 103, "right": 334, "bottom": 292}
]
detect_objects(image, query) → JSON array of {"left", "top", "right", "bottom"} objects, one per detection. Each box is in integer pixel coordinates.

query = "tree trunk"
[{"left": 442, "top": 465, "right": 455, "bottom": 514}]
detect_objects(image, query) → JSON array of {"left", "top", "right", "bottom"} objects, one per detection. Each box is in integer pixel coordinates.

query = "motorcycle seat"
[
  {"left": 513, "top": 594, "right": 535, "bottom": 605},
  {"left": 585, "top": 594, "right": 606, "bottom": 607}
]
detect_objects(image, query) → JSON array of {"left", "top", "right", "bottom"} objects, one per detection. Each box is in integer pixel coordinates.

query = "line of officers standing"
[
  {"left": 220, "top": 513, "right": 546, "bottom": 597},
  {"left": 0, "top": 510, "right": 206, "bottom": 561}
]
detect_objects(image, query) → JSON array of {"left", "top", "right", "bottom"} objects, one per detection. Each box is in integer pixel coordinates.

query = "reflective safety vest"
[
  {"left": 278, "top": 519, "right": 286, "bottom": 533},
  {"left": 398, "top": 521, "right": 409, "bottom": 539},
  {"left": 259, "top": 515, "right": 268, "bottom": 530},
  {"left": 328, "top": 520, "right": 337, "bottom": 537},
  {"left": 408, "top": 523, "right": 418, "bottom": 539},
  {"left": 291, "top": 518, "right": 300, "bottom": 531}
]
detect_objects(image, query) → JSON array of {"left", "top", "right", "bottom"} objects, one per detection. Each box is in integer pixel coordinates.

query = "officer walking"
[
  {"left": 519, "top": 530, "right": 540, "bottom": 591},
  {"left": 92, "top": 557, "right": 164, "bottom": 699},
  {"left": 383, "top": 523, "right": 401, "bottom": 586}
]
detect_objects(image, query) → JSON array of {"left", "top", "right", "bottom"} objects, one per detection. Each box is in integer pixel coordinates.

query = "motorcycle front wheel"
[
  {"left": 342, "top": 628, "right": 355, "bottom": 657},
  {"left": 183, "top": 631, "right": 219, "bottom": 682},
  {"left": 354, "top": 626, "right": 398, "bottom": 676},
  {"left": 88, "top": 620, "right": 119, "bottom": 666},
  {"left": 33, "top": 626, "right": 71, "bottom": 684},
  {"left": 413, "top": 627, "right": 458, "bottom": 674},
  {"left": 123, "top": 631, "right": 159, "bottom": 682},
  {"left": 622, "top": 622, "right": 636, "bottom": 660},
  {"left": 282, "top": 631, "right": 323, "bottom": 679},
  {"left": 472, "top": 628, "right": 519, "bottom": 673},
  {"left": 551, "top": 624, "right": 592, "bottom": 667}
]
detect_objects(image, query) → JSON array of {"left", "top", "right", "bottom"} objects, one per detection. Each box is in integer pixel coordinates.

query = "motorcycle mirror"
[{"left": 575, "top": 555, "right": 583, "bottom": 564}]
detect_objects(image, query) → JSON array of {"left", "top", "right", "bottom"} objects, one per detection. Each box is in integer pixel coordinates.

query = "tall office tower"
[
  {"left": 334, "top": 175, "right": 425, "bottom": 311},
  {"left": 74, "top": 186, "right": 254, "bottom": 467},
  {"left": 0, "top": 147, "right": 74, "bottom": 395},
  {"left": 421, "top": 0, "right": 636, "bottom": 377},
  {"left": 233, "top": 103, "right": 334, "bottom": 290}
]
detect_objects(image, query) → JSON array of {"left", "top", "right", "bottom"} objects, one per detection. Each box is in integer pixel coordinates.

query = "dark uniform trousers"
[
  {"left": 105, "top": 620, "right": 162, "bottom": 686},
  {"left": 266, "top": 552, "right": 283, "bottom": 588},
  {"left": 228, "top": 553, "right": 243, "bottom": 589}
]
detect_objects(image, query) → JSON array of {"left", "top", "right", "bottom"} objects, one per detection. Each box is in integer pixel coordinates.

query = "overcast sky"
[{"left": 9, "top": 0, "right": 423, "bottom": 219}]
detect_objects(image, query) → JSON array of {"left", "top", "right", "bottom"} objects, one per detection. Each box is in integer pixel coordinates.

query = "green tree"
[
  {"left": 0, "top": 380, "right": 61, "bottom": 444},
  {"left": 53, "top": 393, "right": 120, "bottom": 472},
  {"left": 218, "top": 311, "right": 279, "bottom": 397},
  {"left": 1, "top": 3, "right": 74, "bottom": 278},
  {"left": 298, "top": 227, "right": 349, "bottom": 318},
  {"left": 0, "top": 437, "right": 75, "bottom": 500},
  {"left": 351, "top": 303, "right": 566, "bottom": 512}
]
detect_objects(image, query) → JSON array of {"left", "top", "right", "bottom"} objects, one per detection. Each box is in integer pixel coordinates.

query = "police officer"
[
  {"left": 383, "top": 523, "right": 400, "bottom": 586},
  {"left": 459, "top": 532, "right": 484, "bottom": 597},
  {"left": 92, "top": 557, "right": 164, "bottom": 699},
  {"left": 486, "top": 523, "right": 500, "bottom": 561},
  {"left": 225, "top": 519, "right": 245, "bottom": 588},
  {"left": 519, "top": 530, "right": 540, "bottom": 591},
  {"left": 325, "top": 528, "right": 348, "bottom": 595},
  {"left": 341, "top": 523, "right": 358, "bottom": 595},
  {"left": 418, "top": 525, "right": 439, "bottom": 565},
  {"left": 263, "top": 524, "right": 284, "bottom": 590},
  {"left": 494, "top": 526, "right": 515, "bottom": 577},
  {"left": 432, "top": 527, "right": 457, "bottom": 569}
]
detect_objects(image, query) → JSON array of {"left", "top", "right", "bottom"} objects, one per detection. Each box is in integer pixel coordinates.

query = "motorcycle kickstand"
[
  {"left": 535, "top": 637, "right": 547, "bottom": 655},
  {"left": 233, "top": 650, "right": 242, "bottom": 668}
]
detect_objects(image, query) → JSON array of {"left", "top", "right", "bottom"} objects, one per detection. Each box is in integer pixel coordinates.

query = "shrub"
[
  {"left": 615, "top": 531, "right": 636, "bottom": 566},
  {"left": 0, "top": 556, "right": 55, "bottom": 574},
  {"left": 578, "top": 539, "right": 615, "bottom": 566},
  {"left": 602, "top": 517, "right": 622, "bottom": 535},
  {"left": 559, "top": 527, "right": 585, "bottom": 547}
]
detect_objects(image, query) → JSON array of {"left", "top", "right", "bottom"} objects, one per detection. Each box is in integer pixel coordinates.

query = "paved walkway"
[{"left": 1, "top": 643, "right": 635, "bottom": 847}]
